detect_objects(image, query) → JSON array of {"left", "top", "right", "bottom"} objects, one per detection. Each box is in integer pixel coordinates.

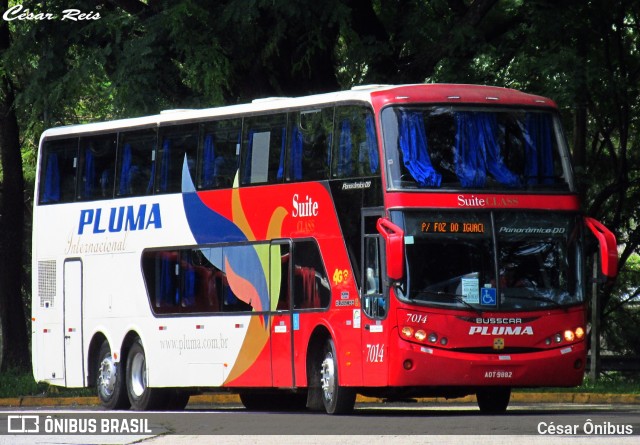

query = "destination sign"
[{"left": 420, "top": 221, "right": 485, "bottom": 234}]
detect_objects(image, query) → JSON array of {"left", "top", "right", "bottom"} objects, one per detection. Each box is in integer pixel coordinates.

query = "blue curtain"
[
  {"left": 365, "top": 115, "right": 379, "bottom": 174},
  {"left": 43, "top": 152, "right": 60, "bottom": 203},
  {"left": 277, "top": 127, "right": 289, "bottom": 181},
  {"left": 242, "top": 131, "right": 254, "bottom": 184},
  {"left": 338, "top": 120, "right": 353, "bottom": 176},
  {"left": 524, "top": 113, "right": 554, "bottom": 185},
  {"left": 399, "top": 111, "right": 441, "bottom": 187},
  {"left": 118, "top": 143, "right": 132, "bottom": 195},
  {"left": 455, "top": 112, "right": 520, "bottom": 188},
  {"left": 203, "top": 134, "right": 215, "bottom": 188},
  {"left": 291, "top": 126, "right": 303, "bottom": 180},
  {"left": 84, "top": 148, "right": 95, "bottom": 198},
  {"left": 160, "top": 139, "right": 171, "bottom": 192}
]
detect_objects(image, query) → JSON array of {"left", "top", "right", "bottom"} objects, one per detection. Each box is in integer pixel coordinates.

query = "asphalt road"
[{"left": 1, "top": 401, "right": 639, "bottom": 445}]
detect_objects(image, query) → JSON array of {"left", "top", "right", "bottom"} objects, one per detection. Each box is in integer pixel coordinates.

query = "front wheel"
[
  {"left": 126, "top": 339, "right": 166, "bottom": 410},
  {"left": 476, "top": 387, "right": 511, "bottom": 414},
  {"left": 96, "top": 340, "right": 130, "bottom": 410},
  {"left": 319, "top": 338, "right": 355, "bottom": 414}
]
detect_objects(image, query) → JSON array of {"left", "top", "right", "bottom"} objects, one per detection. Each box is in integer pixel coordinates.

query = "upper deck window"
[{"left": 381, "top": 106, "right": 573, "bottom": 192}]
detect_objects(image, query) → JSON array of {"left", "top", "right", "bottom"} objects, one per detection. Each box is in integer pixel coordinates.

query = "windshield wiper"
[
  {"left": 502, "top": 293, "right": 562, "bottom": 308},
  {"left": 418, "top": 290, "right": 484, "bottom": 315}
]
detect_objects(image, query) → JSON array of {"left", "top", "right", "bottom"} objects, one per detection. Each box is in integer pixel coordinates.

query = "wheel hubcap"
[
  {"left": 98, "top": 356, "right": 116, "bottom": 399},
  {"left": 320, "top": 352, "right": 335, "bottom": 402},
  {"left": 130, "top": 352, "right": 147, "bottom": 398}
]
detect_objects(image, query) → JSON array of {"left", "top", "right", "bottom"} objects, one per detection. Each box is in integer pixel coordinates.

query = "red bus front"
[{"left": 357, "top": 86, "right": 618, "bottom": 412}]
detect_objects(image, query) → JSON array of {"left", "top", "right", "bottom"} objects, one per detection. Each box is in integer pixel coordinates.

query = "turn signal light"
[
  {"left": 414, "top": 330, "right": 427, "bottom": 341},
  {"left": 575, "top": 327, "right": 585, "bottom": 339}
]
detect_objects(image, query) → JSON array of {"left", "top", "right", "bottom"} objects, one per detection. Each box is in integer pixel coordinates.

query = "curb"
[{"left": 1, "top": 392, "right": 638, "bottom": 408}]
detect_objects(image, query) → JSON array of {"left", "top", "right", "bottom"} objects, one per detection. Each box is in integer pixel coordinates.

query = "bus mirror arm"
[
  {"left": 584, "top": 217, "right": 618, "bottom": 279},
  {"left": 376, "top": 217, "right": 405, "bottom": 281}
]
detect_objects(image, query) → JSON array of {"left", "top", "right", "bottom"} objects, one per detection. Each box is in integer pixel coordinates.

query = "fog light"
[
  {"left": 415, "top": 330, "right": 427, "bottom": 341},
  {"left": 554, "top": 333, "right": 563, "bottom": 343},
  {"left": 564, "top": 330, "right": 575, "bottom": 342},
  {"left": 575, "top": 327, "right": 585, "bottom": 339},
  {"left": 428, "top": 333, "right": 438, "bottom": 343},
  {"left": 403, "top": 359, "right": 413, "bottom": 370},
  {"left": 401, "top": 326, "right": 414, "bottom": 338}
]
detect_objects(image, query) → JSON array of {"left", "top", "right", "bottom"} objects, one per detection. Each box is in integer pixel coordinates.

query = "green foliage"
[{"left": 0, "top": 367, "right": 93, "bottom": 398}]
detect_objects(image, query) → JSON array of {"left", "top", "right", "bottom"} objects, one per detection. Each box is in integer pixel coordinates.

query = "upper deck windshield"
[
  {"left": 400, "top": 211, "right": 584, "bottom": 311},
  {"left": 381, "top": 106, "right": 573, "bottom": 191}
]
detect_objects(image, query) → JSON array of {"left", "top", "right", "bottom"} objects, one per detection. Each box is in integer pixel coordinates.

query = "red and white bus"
[{"left": 32, "top": 84, "right": 617, "bottom": 414}]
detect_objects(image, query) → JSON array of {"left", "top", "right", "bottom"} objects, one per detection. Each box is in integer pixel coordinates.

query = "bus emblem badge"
[{"left": 493, "top": 338, "right": 505, "bottom": 350}]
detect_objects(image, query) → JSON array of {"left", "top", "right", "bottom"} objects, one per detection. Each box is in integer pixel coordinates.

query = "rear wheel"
[
  {"left": 96, "top": 340, "right": 130, "bottom": 410},
  {"left": 476, "top": 387, "right": 511, "bottom": 414},
  {"left": 319, "top": 338, "right": 355, "bottom": 414},
  {"left": 125, "top": 339, "right": 166, "bottom": 410}
]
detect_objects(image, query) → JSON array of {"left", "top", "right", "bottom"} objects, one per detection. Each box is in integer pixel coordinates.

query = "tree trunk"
[{"left": 0, "top": 1, "right": 29, "bottom": 371}]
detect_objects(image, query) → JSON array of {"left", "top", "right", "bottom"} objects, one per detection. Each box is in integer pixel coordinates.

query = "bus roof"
[{"left": 40, "top": 84, "right": 557, "bottom": 140}]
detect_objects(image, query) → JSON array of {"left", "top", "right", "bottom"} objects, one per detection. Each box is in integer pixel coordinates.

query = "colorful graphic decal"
[{"left": 180, "top": 161, "right": 283, "bottom": 385}]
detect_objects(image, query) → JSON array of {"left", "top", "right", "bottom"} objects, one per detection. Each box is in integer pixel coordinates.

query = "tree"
[{"left": 0, "top": 0, "right": 29, "bottom": 370}]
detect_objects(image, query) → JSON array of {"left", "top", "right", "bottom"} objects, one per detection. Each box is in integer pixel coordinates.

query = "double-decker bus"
[{"left": 32, "top": 84, "right": 618, "bottom": 414}]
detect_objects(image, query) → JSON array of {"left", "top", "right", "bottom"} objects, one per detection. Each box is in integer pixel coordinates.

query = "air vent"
[{"left": 38, "top": 260, "right": 56, "bottom": 308}]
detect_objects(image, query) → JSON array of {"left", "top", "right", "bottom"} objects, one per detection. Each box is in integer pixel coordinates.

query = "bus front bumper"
[{"left": 390, "top": 340, "right": 586, "bottom": 388}]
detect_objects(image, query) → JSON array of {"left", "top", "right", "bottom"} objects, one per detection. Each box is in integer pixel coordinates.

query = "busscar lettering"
[{"left": 78, "top": 203, "right": 162, "bottom": 234}]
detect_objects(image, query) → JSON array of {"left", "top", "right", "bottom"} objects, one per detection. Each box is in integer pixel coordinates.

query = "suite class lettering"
[
  {"left": 457, "top": 194, "right": 519, "bottom": 207},
  {"left": 292, "top": 194, "right": 318, "bottom": 217},
  {"left": 78, "top": 203, "right": 162, "bottom": 235}
]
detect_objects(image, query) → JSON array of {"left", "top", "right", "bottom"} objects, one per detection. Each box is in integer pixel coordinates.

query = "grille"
[{"left": 38, "top": 260, "right": 56, "bottom": 307}]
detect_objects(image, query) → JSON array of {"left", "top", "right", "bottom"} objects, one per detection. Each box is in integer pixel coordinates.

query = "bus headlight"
[
  {"left": 564, "top": 330, "right": 575, "bottom": 342},
  {"left": 414, "top": 330, "right": 427, "bottom": 341},
  {"left": 401, "top": 326, "right": 414, "bottom": 338}
]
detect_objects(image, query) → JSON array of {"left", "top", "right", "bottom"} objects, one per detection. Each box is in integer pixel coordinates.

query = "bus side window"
[
  {"left": 39, "top": 138, "right": 78, "bottom": 204},
  {"left": 78, "top": 134, "right": 117, "bottom": 201},
  {"left": 292, "top": 240, "right": 330, "bottom": 310},
  {"left": 241, "top": 113, "right": 287, "bottom": 185},
  {"left": 363, "top": 235, "right": 384, "bottom": 318},
  {"left": 285, "top": 108, "right": 333, "bottom": 182},
  {"left": 157, "top": 124, "right": 199, "bottom": 193},
  {"left": 199, "top": 119, "right": 241, "bottom": 189},
  {"left": 332, "top": 106, "right": 379, "bottom": 179},
  {"left": 117, "top": 129, "right": 156, "bottom": 197}
]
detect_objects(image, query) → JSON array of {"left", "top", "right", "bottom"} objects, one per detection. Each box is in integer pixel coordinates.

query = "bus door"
[
  {"left": 361, "top": 209, "right": 388, "bottom": 385},
  {"left": 270, "top": 241, "right": 295, "bottom": 387},
  {"left": 63, "top": 259, "right": 84, "bottom": 387}
]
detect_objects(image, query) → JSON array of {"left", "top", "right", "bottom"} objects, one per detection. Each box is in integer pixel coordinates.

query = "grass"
[
  {"left": 0, "top": 368, "right": 638, "bottom": 399},
  {"left": 0, "top": 367, "right": 93, "bottom": 398}
]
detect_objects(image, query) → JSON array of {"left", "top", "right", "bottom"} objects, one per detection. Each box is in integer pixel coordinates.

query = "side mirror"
[
  {"left": 376, "top": 217, "right": 404, "bottom": 281},
  {"left": 584, "top": 217, "right": 618, "bottom": 278}
]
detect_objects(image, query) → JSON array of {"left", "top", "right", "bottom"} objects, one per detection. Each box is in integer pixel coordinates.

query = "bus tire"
[
  {"left": 125, "top": 339, "right": 166, "bottom": 411},
  {"left": 96, "top": 340, "right": 130, "bottom": 410},
  {"left": 319, "top": 338, "right": 355, "bottom": 414},
  {"left": 476, "top": 387, "right": 511, "bottom": 414}
]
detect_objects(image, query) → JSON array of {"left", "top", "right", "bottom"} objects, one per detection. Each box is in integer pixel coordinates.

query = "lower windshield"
[{"left": 401, "top": 211, "right": 583, "bottom": 310}]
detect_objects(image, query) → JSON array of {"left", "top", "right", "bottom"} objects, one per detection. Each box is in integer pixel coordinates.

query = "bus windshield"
[
  {"left": 400, "top": 212, "right": 583, "bottom": 311},
  {"left": 381, "top": 106, "right": 572, "bottom": 191}
]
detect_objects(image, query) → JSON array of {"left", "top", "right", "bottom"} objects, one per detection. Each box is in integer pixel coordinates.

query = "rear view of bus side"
[{"left": 31, "top": 84, "right": 617, "bottom": 414}]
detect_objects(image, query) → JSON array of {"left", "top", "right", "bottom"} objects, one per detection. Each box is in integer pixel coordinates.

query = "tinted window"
[
  {"left": 78, "top": 134, "right": 117, "bottom": 201},
  {"left": 332, "top": 106, "right": 379, "bottom": 179},
  {"left": 39, "top": 138, "right": 78, "bottom": 204},
  {"left": 157, "top": 125, "right": 199, "bottom": 193},
  {"left": 117, "top": 129, "right": 156, "bottom": 197},
  {"left": 199, "top": 119, "right": 241, "bottom": 189},
  {"left": 285, "top": 108, "right": 333, "bottom": 182},
  {"left": 241, "top": 113, "right": 287, "bottom": 185},
  {"left": 292, "top": 240, "right": 331, "bottom": 309}
]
